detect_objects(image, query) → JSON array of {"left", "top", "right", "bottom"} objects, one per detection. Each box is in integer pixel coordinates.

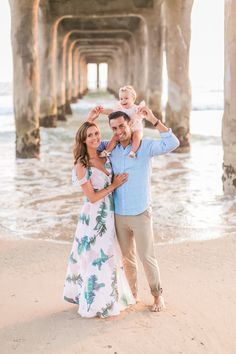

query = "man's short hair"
[{"left": 108, "top": 110, "right": 131, "bottom": 123}]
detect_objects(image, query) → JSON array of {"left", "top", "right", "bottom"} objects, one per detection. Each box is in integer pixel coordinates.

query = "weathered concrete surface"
[
  {"left": 146, "top": 4, "right": 163, "bottom": 112},
  {"left": 38, "top": 4, "right": 58, "bottom": 127},
  {"left": 49, "top": 0, "right": 164, "bottom": 18},
  {"left": 7, "top": 1, "right": 194, "bottom": 160},
  {"left": 78, "top": 57, "right": 88, "bottom": 97},
  {"left": 56, "top": 26, "right": 68, "bottom": 121},
  {"left": 59, "top": 17, "right": 143, "bottom": 98},
  {"left": 164, "top": 0, "right": 193, "bottom": 152},
  {"left": 9, "top": 0, "right": 40, "bottom": 158},
  {"left": 71, "top": 47, "right": 79, "bottom": 101},
  {"left": 222, "top": 0, "right": 236, "bottom": 195}
]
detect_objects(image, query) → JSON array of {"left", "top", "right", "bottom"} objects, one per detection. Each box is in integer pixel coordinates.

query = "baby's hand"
[
  {"left": 139, "top": 100, "right": 146, "bottom": 108},
  {"left": 137, "top": 100, "right": 146, "bottom": 118},
  {"left": 100, "top": 107, "right": 113, "bottom": 115},
  {"left": 87, "top": 105, "right": 103, "bottom": 121}
]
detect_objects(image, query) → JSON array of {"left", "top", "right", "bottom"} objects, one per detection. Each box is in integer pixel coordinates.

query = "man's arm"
[{"left": 139, "top": 106, "right": 180, "bottom": 156}]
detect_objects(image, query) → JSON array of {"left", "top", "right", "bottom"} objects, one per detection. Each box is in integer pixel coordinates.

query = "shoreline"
[{"left": 1, "top": 235, "right": 236, "bottom": 354}]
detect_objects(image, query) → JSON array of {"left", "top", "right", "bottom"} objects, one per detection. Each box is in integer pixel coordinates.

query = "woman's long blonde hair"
[{"left": 73, "top": 121, "right": 99, "bottom": 167}]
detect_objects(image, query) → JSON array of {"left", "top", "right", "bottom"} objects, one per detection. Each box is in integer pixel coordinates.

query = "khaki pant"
[{"left": 115, "top": 208, "right": 162, "bottom": 297}]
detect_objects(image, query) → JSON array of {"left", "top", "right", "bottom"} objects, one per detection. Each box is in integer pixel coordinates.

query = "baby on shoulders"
[{"left": 101, "top": 85, "right": 145, "bottom": 158}]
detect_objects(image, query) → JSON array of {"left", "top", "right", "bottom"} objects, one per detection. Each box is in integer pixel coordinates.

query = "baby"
[{"left": 101, "top": 85, "right": 145, "bottom": 158}]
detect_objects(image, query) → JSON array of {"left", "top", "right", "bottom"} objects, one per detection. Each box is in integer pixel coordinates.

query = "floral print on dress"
[{"left": 63, "top": 158, "right": 135, "bottom": 318}]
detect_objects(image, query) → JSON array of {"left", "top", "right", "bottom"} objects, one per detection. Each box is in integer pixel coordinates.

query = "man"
[{"left": 89, "top": 105, "right": 179, "bottom": 311}]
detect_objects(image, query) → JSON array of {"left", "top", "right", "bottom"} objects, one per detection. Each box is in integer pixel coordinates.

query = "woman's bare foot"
[{"left": 151, "top": 295, "right": 165, "bottom": 312}]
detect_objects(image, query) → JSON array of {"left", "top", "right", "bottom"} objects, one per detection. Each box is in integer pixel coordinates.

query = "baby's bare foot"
[
  {"left": 129, "top": 151, "right": 136, "bottom": 158},
  {"left": 99, "top": 150, "right": 110, "bottom": 158}
]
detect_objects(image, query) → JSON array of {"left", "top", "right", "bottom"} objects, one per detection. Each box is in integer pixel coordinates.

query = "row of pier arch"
[{"left": 8, "top": 0, "right": 236, "bottom": 194}]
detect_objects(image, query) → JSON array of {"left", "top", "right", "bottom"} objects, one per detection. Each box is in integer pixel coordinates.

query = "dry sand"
[{"left": 1, "top": 235, "right": 236, "bottom": 354}]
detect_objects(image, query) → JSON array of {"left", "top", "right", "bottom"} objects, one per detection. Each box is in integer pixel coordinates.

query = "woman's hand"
[
  {"left": 112, "top": 173, "right": 128, "bottom": 189},
  {"left": 87, "top": 106, "right": 104, "bottom": 122}
]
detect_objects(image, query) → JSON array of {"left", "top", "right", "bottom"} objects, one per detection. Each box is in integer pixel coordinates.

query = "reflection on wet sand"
[{"left": 0, "top": 93, "right": 236, "bottom": 244}]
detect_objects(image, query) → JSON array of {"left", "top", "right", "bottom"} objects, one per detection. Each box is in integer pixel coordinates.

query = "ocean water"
[{"left": 0, "top": 92, "right": 236, "bottom": 244}]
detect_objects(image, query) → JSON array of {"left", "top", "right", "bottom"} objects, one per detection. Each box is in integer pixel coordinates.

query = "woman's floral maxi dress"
[{"left": 63, "top": 160, "right": 135, "bottom": 318}]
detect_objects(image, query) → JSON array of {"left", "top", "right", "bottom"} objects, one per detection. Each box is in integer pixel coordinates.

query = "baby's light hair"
[{"left": 119, "top": 85, "right": 137, "bottom": 101}]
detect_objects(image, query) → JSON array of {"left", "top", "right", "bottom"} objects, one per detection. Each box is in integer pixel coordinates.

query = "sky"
[
  {"left": 190, "top": 0, "right": 224, "bottom": 90},
  {"left": 0, "top": 0, "right": 224, "bottom": 91}
]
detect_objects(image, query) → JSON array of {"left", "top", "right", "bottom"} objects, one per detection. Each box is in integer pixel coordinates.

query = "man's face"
[{"left": 109, "top": 116, "right": 132, "bottom": 143}]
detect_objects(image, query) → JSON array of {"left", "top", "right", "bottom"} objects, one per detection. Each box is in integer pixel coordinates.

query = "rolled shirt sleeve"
[{"left": 148, "top": 129, "right": 180, "bottom": 157}]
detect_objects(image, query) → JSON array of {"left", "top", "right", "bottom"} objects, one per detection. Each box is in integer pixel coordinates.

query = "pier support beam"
[
  {"left": 222, "top": 0, "right": 236, "bottom": 194},
  {"left": 164, "top": 0, "right": 193, "bottom": 152},
  {"left": 146, "top": 7, "right": 164, "bottom": 113},
  {"left": 9, "top": 0, "right": 40, "bottom": 158},
  {"left": 38, "top": 7, "right": 58, "bottom": 127}
]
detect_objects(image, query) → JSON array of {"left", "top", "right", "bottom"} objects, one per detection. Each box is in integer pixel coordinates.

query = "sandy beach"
[{"left": 1, "top": 235, "right": 236, "bottom": 354}]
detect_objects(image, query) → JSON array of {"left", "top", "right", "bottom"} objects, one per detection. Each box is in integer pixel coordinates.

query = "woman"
[{"left": 63, "top": 112, "right": 135, "bottom": 318}]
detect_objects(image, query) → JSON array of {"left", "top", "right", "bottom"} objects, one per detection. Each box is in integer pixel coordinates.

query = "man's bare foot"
[{"left": 151, "top": 295, "right": 165, "bottom": 312}]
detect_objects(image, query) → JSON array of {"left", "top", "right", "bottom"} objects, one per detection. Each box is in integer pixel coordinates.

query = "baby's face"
[{"left": 119, "top": 91, "right": 135, "bottom": 109}]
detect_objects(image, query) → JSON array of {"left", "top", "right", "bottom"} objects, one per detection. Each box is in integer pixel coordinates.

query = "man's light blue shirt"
[{"left": 100, "top": 129, "right": 179, "bottom": 216}]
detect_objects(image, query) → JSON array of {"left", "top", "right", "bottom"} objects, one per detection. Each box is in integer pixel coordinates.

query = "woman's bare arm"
[{"left": 76, "top": 163, "right": 128, "bottom": 203}]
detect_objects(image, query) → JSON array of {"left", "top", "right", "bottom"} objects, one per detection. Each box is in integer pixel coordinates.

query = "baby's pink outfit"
[{"left": 113, "top": 101, "right": 145, "bottom": 132}]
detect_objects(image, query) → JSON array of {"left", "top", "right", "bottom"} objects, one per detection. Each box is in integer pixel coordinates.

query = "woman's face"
[{"left": 84, "top": 125, "right": 101, "bottom": 149}]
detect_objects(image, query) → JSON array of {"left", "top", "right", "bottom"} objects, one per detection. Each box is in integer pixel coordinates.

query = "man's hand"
[{"left": 87, "top": 105, "right": 104, "bottom": 122}]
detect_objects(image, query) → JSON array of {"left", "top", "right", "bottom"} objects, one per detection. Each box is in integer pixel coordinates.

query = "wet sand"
[{"left": 1, "top": 235, "right": 236, "bottom": 354}]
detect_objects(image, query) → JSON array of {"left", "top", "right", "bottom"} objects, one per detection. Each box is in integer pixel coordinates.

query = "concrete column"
[
  {"left": 84, "top": 59, "right": 88, "bottom": 94},
  {"left": 79, "top": 56, "right": 87, "bottom": 97},
  {"left": 56, "top": 26, "right": 67, "bottom": 121},
  {"left": 67, "top": 41, "right": 77, "bottom": 103},
  {"left": 78, "top": 56, "right": 83, "bottom": 97},
  {"left": 117, "top": 44, "right": 130, "bottom": 89},
  {"left": 124, "top": 36, "right": 136, "bottom": 91},
  {"left": 72, "top": 47, "right": 79, "bottom": 102},
  {"left": 134, "top": 19, "right": 148, "bottom": 103},
  {"left": 9, "top": 0, "right": 40, "bottom": 158},
  {"left": 164, "top": 0, "right": 194, "bottom": 152},
  {"left": 97, "top": 63, "right": 100, "bottom": 90},
  {"left": 65, "top": 38, "right": 73, "bottom": 114},
  {"left": 108, "top": 56, "right": 119, "bottom": 97},
  {"left": 38, "top": 8, "right": 57, "bottom": 127},
  {"left": 110, "top": 48, "right": 124, "bottom": 94},
  {"left": 107, "top": 58, "right": 114, "bottom": 93},
  {"left": 111, "top": 52, "right": 121, "bottom": 92},
  {"left": 222, "top": 0, "right": 236, "bottom": 194},
  {"left": 145, "top": 10, "right": 163, "bottom": 113}
]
